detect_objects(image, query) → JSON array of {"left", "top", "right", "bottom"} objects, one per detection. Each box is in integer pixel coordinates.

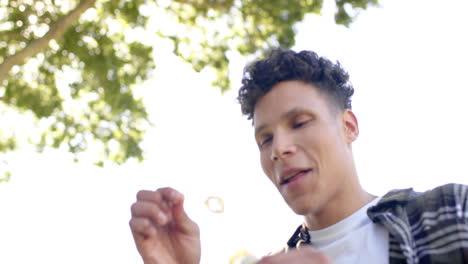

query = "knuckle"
[
  {"left": 157, "top": 186, "right": 174, "bottom": 196},
  {"left": 140, "top": 202, "right": 161, "bottom": 222},
  {"left": 129, "top": 218, "right": 139, "bottom": 229},
  {"left": 130, "top": 202, "right": 139, "bottom": 213},
  {"left": 131, "top": 201, "right": 160, "bottom": 217},
  {"left": 156, "top": 187, "right": 168, "bottom": 192},
  {"left": 129, "top": 217, "right": 150, "bottom": 231},
  {"left": 136, "top": 190, "right": 147, "bottom": 199},
  {"left": 149, "top": 204, "right": 160, "bottom": 217}
]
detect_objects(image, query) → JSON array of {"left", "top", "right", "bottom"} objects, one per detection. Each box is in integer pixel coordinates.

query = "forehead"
[{"left": 253, "top": 80, "right": 331, "bottom": 127}]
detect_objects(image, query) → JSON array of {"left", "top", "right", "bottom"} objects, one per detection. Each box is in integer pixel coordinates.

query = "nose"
[{"left": 270, "top": 132, "right": 296, "bottom": 161}]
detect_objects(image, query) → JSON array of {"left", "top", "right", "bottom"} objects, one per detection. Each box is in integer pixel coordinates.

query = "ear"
[{"left": 342, "top": 109, "right": 359, "bottom": 144}]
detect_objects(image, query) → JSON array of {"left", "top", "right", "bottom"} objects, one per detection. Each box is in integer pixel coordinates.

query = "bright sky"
[{"left": 1, "top": 0, "right": 468, "bottom": 263}]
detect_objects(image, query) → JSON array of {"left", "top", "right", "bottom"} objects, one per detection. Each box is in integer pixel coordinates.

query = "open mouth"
[{"left": 281, "top": 169, "right": 312, "bottom": 185}]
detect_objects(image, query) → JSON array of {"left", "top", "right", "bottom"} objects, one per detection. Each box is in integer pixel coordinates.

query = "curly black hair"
[{"left": 237, "top": 49, "right": 354, "bottom": 120}]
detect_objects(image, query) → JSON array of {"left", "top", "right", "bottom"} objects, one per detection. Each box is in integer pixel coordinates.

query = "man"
[{"left": 129, "top": 49, "right": 468, "bottom": 263}]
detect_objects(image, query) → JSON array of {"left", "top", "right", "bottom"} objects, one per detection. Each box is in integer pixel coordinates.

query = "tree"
[{"left": 0, "top": 0, "right": 378, "bottom": 168}]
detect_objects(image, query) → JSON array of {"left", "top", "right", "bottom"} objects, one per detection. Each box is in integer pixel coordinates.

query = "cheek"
[
  {"left": 260, "top": 151, "right": 275, "bottom": 182},
  {"left": 298, "top": 130, "right": 320, "bottom": 155},
  {"left": 317, "top": 133, "right": 348, "bottom": 169}
]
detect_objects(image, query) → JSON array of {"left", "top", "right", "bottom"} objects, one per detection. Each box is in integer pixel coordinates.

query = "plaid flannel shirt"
[{"left": 286, "top": 183, "right": 468, "bottom": 263}]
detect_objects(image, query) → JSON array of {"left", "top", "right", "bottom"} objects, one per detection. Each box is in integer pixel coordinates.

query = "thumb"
[{"left": 171, "top": 192, "right": 198, "bottom": 234}]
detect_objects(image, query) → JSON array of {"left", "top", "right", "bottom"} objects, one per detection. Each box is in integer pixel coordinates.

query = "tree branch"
[
  {"left": 171, "top": 0, "right": 232, "bottom": 11},
  {"left": 0, "top": 0, "right": 97, "bottom": 84},
  {"left": 0, "top": 31, "right": 27, "bottom": 41}
]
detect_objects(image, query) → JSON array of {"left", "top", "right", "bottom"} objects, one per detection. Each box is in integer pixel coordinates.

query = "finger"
[
  {"left": 136, "top": 190, "right": 170, "bottom": 212},
  {"left": 131, "top": 200, "right": 171, "bottom": 226},
  {"left": 157, "top": 187, "right": 184, "bottom": 205},
  {"left": 172, "top": 194, "right": 193, "bottom": 231},
  {"left": 158, "top": 187, "right": 197, "bottom": 234},
  {"left": 129, "top": 217, "right": 157, "bottom": 240}
]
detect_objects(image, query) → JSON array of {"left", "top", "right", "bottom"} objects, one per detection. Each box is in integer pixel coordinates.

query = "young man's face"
[{"left": 253, "top": 80, "right": 358, "bottom": 216}]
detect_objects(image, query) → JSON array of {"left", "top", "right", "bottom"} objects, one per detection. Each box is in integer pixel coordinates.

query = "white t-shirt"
[{"left": 308, "top": 197, "right": 389, "bottom": 264}]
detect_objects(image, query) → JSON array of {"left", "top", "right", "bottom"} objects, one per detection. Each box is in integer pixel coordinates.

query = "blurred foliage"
[
  {"left": 229, "top": 249, "right": 257, "bottom": 264},
  {"left": 0, "top": 172, "right": 10, "bottom": 183},
  {"left": 0, "top": 158, "right": 11, "bottom": 182},
  {"left": 0, "top": 0, "right": 378, "bottom": 167}
]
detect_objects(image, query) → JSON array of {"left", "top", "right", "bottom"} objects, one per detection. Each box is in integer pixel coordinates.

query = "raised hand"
[{"left": 129, "top": 187, "right": 201, "bottom": 264}]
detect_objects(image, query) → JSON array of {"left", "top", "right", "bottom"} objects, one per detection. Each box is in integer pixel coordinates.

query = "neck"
[{"left": 304, "top": 179, "right": 375, "bottom": 231}]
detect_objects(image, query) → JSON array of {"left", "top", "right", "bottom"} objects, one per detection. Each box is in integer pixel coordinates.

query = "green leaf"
[{"left": 0, "top": 0, "right": 378, "bottom": 170}]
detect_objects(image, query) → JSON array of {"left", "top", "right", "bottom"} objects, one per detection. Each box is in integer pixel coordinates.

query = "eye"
[
  {"left": 292, "top": 118, "right": 311, "bottom": 129},
  {"left": 259, "top": 135, "right": 272, "bottom": 147}
]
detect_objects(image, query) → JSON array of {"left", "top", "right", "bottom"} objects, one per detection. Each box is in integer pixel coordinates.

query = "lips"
[{"left": 280, "top": 168, "right": 312, "bottom": 185}]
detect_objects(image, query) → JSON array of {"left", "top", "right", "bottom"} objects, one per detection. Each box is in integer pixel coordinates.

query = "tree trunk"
[{"left": 0, "top": 0, "right": 97, "bottom": 84}]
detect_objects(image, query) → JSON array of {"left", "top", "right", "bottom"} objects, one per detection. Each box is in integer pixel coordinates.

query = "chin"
[
  {"left": 291, "top": 205, "right": 315, "bottom": 216},
  {"left": 285, "top": 198, "right": 317, "bottom": 216}
]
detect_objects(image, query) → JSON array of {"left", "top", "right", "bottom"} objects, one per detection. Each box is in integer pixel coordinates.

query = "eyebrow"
[{"left": 254, "top": 107, "right": 307, "bottom": 136}]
